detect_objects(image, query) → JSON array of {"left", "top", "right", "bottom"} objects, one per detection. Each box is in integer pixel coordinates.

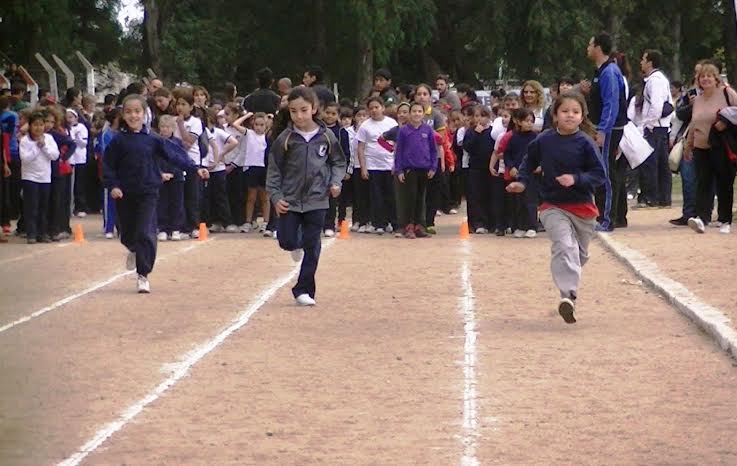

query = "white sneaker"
[
  {"left": 358, "top": 225, "right": 368, "bottom": 233},
  {"left": 449, "top": 208, "right": 458, "bottom": 215},
  {"left": 295, "top": 293, "right": 316, "bottom": 306},
  {"left": 687, "top": 217, "right": 706, "bottom": 234},
  {"left": 259, "top": 224, "right": 267, "bottom": 234},
  {"left": 627, "top": 193, "right": 634, "bottom": 201},
  {"left": 137, "top": 275, "right": 150, "bottom": 294},
  {"left": 264, "top": 229, "right": 272, "bottom": 237},
  {"left": 719, "top": 223, "right": 731, "bottom": 234},
  {"left": 171, "top": 231, "right": 182, "bottom": 241},
  {"left": 240, "top": 223, "right": 252, "bottom": 233},
  {"left": 272, "top": 230, "right": 278, "bottom": 239},
  {"left": 711, "top": 221, "right": 722, "bottom": 228},
  {"left": 76, "top": 211, "right": 87, "bottom": 218},
  {"left": 375, "top": 227, "right": 385, "bottom": 235},
  {"left": 157, "top": 231, "right": 168, "bottom": 241},
  {"left": 436, "top": 210, "right": 444, "bottom": 217},
  {"left": 209, "top": 224, "right": 224, "bottom": 233},
  {"left": 104, "top": 232, "right": 114, "bottom": 239},
  {"left": 474, "top": 227, "right": 487, "bottom": 234},
  {"left": 351, "top": 223, "right": 360, "bottom": 232},
  {"left": 386, "top": 224, "right": 394, "bottom": 234},
  {"left": 225, "top": 224, "right": 239, "bottom": 233},
  {"left": 365, "top": 225, "right": 375, "bottom": 234},
  {"left": 558, "top": 298, "right": 576, "bottom": 324},
  {"left": 191, "top": 229, "right": 200, "bottom": 239},
  {"left": 126, "top": 251, "right": 136, "bottom": 271},
  {"left": 524, "top": 229, "right": 537, "bottom": 238},
  {"left": 290, "top": 249, "right": 304, "bottom": 263},
  {"left": 324, "top": 229, "right": 335, "bottom": 238},
  {"left": 513, "top": 229, "right": 525, "bottom": 238},
  {"left": 505, "top": 227, "right": 512, "bottom": 235}
]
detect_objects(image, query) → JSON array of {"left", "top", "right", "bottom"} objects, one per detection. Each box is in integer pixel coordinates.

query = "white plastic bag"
[{"left": 619, "top": 122, "right": 653, "bottom": 169}]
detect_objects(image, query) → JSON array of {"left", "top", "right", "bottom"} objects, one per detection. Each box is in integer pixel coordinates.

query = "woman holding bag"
[{"left": 684, "top": 63, "right": 737, "bottom": 234}]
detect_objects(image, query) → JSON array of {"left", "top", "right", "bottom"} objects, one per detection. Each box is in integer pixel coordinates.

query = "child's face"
[
  {"left": 288, "top": 97, "right": 318, "bottom": 130},
  {"left": 44, "top": 115, "right": 55, "bottom": 132},
  {"left": 504, "top": 99, "right": 520, "bottom": 110},
  {"left": 479, "top": 114, "right": 490, "bottom": 127},
  {"left": 397, "top": 106, "right": 411, "bottom": 125},
  {"left": 367, "top": 101, "right": 384, "bottom": 120},
  {"left": 65, "top": 112, "right": 78, "bottom": 126},
  {"left": 449, "top": 115, "right": 461, "bottom": 132},
  {"left": 176, "top": 99, "right": 193, "bottom": 117},
  {"left": 373, "top": 76, "right": 390, "bottom": 92},
  {"left": 194, "top": 91, "right": 207, "bottom": 108},
  {"left": 123, "top": 100, "right": 145, "bottom": 132},
  {"left": 30, "top": 119, "right": 46, "bottom": 139},
  {"left": 556, "top": 98, "right": 584, "bottom": 134},
  {"left": 159, "top": 123, "right": 174, "bottom": 138},
  {"left": 354, "top": 111, "right": 368, "bottom": 127},
  {"left": 224, "top": 108, "right": 238, "bottom": 124},
  {"left": 559, "top": 82, "right": 574, "bottom": 93},
  {"left": 414, "top": 87, "right": 431, "bottom": 106},
  {"left": 323, "top": 107, "right": 339, "bottom": 125},
  {"left": 409, "top": 106, "right": 424, "bottom": 125},
  {"left": 252, "top": 117, "right": 267, "bottom": 135},
  {"left": 517, "top": 115, "right": 535, "bottom": 132},
  {"left": 155, "top": 96, "right": 171, "bottom": 111},
  {"left": 217, "top": 114, "right": 226, "bottom": 127},
  {"left": 340, "top": 116, "right": 352, "bottom": 128},
  {"left": 500, "top": 111, "right": 511, "bottom": 128}
]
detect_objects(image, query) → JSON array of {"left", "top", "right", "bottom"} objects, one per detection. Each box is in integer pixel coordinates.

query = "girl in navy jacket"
[
  {"left": 507, "top": 92, "right": 606, "bottom": 324},
  {"left": 103, "top": 94, "right": 209, "bottom": 293}
]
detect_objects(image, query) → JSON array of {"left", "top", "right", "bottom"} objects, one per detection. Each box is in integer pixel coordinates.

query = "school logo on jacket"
[{"left": 318, "top": 144, "right": 328, "bottom": 157}]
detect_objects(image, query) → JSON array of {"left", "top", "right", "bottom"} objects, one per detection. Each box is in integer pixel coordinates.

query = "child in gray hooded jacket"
[{"left": 266, "top": 87, "right": 346, "bottom": 306}]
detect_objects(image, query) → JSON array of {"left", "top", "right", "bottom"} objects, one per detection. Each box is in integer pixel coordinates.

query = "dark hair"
[
  {"left": 610, "top": 52, "right": 631, "bottom": 80},
  {"left": 339, "top": 107, "right": 354, "bottom": 119},
  {"left": 104, "top": 93, "right": 117, "bottom": 105},
  {"left": 462, "top": 104, "right": 477, "bottom": 117},
  {"left": 366, "top": 96, "right": 385, "bottom": 107},
  {"left": 475, "top": 106, "right": 491, "bottom": 118},
  {"left": 643, "top": 49, "right": 663, "bottom": 69},
  {"left": 11, "top": 80, "right": 26, "bottom": 96},
  {"left": 153, "top": 87, "right": 172, "bottom": 99},
  {"left": 374, "top": 68, "right": 392, "bottom": 81},
  {"left": 511, "top": 108, "right": 535, "bottom": 126},
  {"left": 287, "top": 86, "right": 319, "bottom": 108},
  {"left": 435, "top": 74, "right": 449, "bottom": 84},
  {"left": 176, "top": 88, "right": 195, "bottom": 106},
  {"left": 0, "top": 95, "right": 9, "bottom": 110},
  {"left": 414, "top": 83, "right": 433, "bottom": 98},
  {"left": 29, "top": 110, "right": 46, "bottom": 126},
  {"left": 255, "top": 68, "right": 273, "bottom": 89},
  {"left": 126, "top": 82, "right": 146, "bottom": 96},
  {"left": 397, "top": 84, "right": 414, "bottom": 99},
  {"left": 192, "top": 85, "right": 210, "bottom": 105},
  {"left": 122, "top": 93, "right": 148, "bottom": 111},
  {"left": 552, "top": 91, "right": 596, "bottom": 137},
  {"left": 224, "top": 81, "right": 237, "bottom": 100},
  {"left": 456, "top": 83, "right": 473, "bottom": 95},
  {"left": 225, "top": 102, "right": 243, "bottom": 118},
  {"left": 105, "top": 107, "right": 121, "bottom": 125},
  {"left": 324, "top": 101, "right": 340, "bottom": 112},
  {"left": 671, "top": 81, "right": 683, "bottom": 90},
  {"left": 592, "top": 32, "right": 613, "bottom": 55},
  {"left": 305, "top": 66, "right": 324, "bottom": 84},
  {"left": 63, "top": 87, "right": 81, "bottom": 107}
]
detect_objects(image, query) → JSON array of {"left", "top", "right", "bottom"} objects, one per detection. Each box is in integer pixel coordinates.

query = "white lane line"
[
  {"left": 0, "top": 242, "right": 73, "bottom": 266},
  {"left": 460, "top": 241, "right": 479, "bottom": 466},
  {"left": 0, "top": 240, "right": 212, "bottom": 335},
  {"left": 57, "top": 239, "right": 334, "bottom": 466},
  {"left": 598, "top": 233, "right": 737, "bottom": 361}
]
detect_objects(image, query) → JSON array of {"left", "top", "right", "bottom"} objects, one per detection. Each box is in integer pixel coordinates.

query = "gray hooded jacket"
[{"left": 266, "top": 123, "right": 346, "bottom": 213}]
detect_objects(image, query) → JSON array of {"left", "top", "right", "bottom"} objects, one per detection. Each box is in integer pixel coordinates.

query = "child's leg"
[
  {"left": 37, "top": 183, "right": 50, "bottom": 238},
  {"left": 489, "top": 176, "right": 505, "bottom": 231},
  {"left": 227, "top": 169, "right": 244, "bottom": 226},
  {"left": 171, "top": 181, "right": 185, "bottom": 233},
  {"left": 183, "top": 170, "right": 201, "bottom": 232},
  {"left": 157, "top": 185, "right": 168, "bottom": 233},
  {"left": 22, "top": 181, "right": 39, "bottom": 240},
  {"left": 294, "top": 209, "right": 325, "bottom": 299},
  {"left": 338, "top": 177, "right": 352, "bottom": 223},
  {"left": 213, "top": 172, "right": 232, "bottom": 226},
  {"left": 258, "top": 188, "right": 270, "bottom": 225},
  {"left": 49, "top": 177, "right": 63, "bottom": 237},
  {"left": 324, "top": 196, "right": 337, "bottom": 232},
  {"left": 540, "top": 208, "right": 595, "bottom": 300},
  {"left": 368, "top": 171, "right": 386, "bottom": 228},
  {"left": 382, "top": 171, "right": 397, "bottom": 229},
  {"left": 415, "top": 171, "right": 429, "bottom": 226},
  {"left": 120, "top": 193, "right": 159, "bottom": 277},
  {"left": 246, "top": 187, "right": 258, "bottom": 224}
]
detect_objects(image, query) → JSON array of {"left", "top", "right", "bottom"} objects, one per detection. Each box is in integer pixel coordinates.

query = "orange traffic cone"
[
  {"left": 198, "top": 222, "right": 208, "bottom": 241},
  {"left": 73, "top": 224, "right": 85, "bottom": 243},
  {"left": 338, "top": 220, "right": 350, "bottom": 239},
  {"left": 460, "top": 217, "right": 470, "bottom": 239}
]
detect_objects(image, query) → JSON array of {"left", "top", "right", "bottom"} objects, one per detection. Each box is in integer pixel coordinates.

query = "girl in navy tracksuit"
[
  {"left": 103, "top": 94, "right": 210, "bottom": 293},
  {"left": 44, "top": 107, "right": 77, "bottom": 241},
  {"left": 463, "top": 106, "right": 500, "bottom": 233},
  {"left": 506, "top": 92, "right": 606, "bottom": 324},
  {"left": 266, "top": 87, "right": 346, "bottom": 306}
]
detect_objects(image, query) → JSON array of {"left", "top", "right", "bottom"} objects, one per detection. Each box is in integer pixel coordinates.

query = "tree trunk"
[
  {"left": 143, "top": 0, "right": 162, "bottom": 77},
  {"left": 672, "top": 11, "right": 682, "bottom": 81},
  {"left": 725, "top": 0, "right": 737, "bottom": 86},
  {"left": 606, "top": 11, "right": 622, "bottom": 48},
  {"left": 356, "top": 33, "right": 373, "bottom": 102},
  {"left": 314, "top": 0, "right": 329, "bottom": 83}
]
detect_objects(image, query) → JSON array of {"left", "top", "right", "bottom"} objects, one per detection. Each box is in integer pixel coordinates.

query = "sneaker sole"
[
  {"left": 687, "top": 218, "right": 705, "bottom": 234},
  {"left": 558, "top": 300, "right": 576, "bottom": 324},
  {"left": 138, "top": 289, "right": 150, "bottom": 294}
]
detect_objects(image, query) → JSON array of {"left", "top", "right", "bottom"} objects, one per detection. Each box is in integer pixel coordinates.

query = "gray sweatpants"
[{"left": 540, "top": 207, "right": 596, "bottom": 300}]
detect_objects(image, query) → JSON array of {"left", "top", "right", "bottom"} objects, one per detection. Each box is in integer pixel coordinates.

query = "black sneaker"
[
  {"left": 495, "top": 229, "right": 505, "bottom": 236},
  {"left": 558, "top": 298, "right": 576, "bottom": 324},
  {"left": 669, "top": 217, "right": 688, "bottom": 226}
]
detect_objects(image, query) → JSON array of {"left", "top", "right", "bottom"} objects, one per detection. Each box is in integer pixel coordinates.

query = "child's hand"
[
  {"left": 397, "top": 172, "right": 406, "bottom": 183},
  {"left": 196, "top": 168, "right": 210, "bottom": 180},
  {"left": 37, "top": 139, "right": 46, "bottom": 149},
  {"left": 330, "top": 185, "right": 341, "bottom": 198},
  {"left": 475, "top": 124, "right": 484, "bottom": 133},
  {"left": 427, "top": 170, "right": 436, "bottom": 179},
  {"left": 3, "top": 164, "right": 11, "bottom": 178},
  {"left": 715, "top": 120, "right": 727, "bottom": 132},
  {"left": 343, "top": 173, "right": 351, "bottom": 181},
  {"left": 225, "top": 164, "right": 235, "bottom": 174},
  {"left": 489, "top": 166, "right": 498, "bottom": 176},
  {"left": 556, "top": 174, "right": 575, "bottom": 187},
  {"left": 275, "top": 199, "right": 290, "bottom": 215},
  {"left": 208, "top": 162, "right": 218, "bottom": 171},
  {"left": 361, "top": 168, "right": 369, "bottom": 180},
  {"left": 533, "top": 166, "right": 542, "bottom": 174},
  {"left": 161, "top": 173, "right": 174, "bottom": 181},
  {"left": 510, "top": 167, "right": 519, "bottom": 179},
  {"left": 506, "top": 182, "right": 526, "bottom": 193},
  {"left": 449, "top": 164, "right": 455, "bottom": 173},
  {"left": 111, "top": 188, "right": 123, "bottom": 199}
]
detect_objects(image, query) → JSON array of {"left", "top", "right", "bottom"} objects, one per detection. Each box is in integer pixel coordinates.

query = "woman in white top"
[{"left": 521, "top": 80, "right": 546, "bottom": 132}]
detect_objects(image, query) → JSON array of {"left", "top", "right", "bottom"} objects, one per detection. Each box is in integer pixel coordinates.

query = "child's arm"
[
  {"left": 231, "top": 113, "right": 253, "bottom": 134},
  {"left": 489, "top": 151, "right": 500, "bottom": 176},
  {"left": 429, "top": 131, "right": 439, "bottom": 176},
  {"left": 327, "top": 132, "right": 346, "bottom": 197},
  {"left": 357, "top": 141, "right": 368, "bottom": 180},
  {"left": 507, "top": 139, "right": 540, "bottom": 193},
  {"left": 103, "top": 136, "right": 123, "bottom": 198},
  {"left": 265, "top": 133, "right": 288, "bottom": 214},
  {"left": 155, "top": 134, "right": 209, "bottom": 179},
  {"left": 570, "top": 139, "right": 606, "bottom": 189},
  {"left": 176, "top": 117, "right": 198, "bottom": 148},
  {"left": 41, "top": 135, "right": 60, "bottom": 161},
  {"left": 219, "top": 135, "right": 238, "bottom": 163},
  {"left": 19, "top": 136, "right": 40, "bottom": 163}
]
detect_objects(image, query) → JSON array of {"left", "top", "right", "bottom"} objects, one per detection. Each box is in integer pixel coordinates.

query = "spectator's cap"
[{"left": 374, "top": 68, "right": 392, "bottom": 81}]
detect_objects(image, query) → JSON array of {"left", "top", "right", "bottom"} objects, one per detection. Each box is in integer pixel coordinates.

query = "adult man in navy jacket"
[{"left": 586, "top": 32, "right": 628, "bottom": 231}]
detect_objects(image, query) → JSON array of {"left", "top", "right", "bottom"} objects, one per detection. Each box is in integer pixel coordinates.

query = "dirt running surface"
[{"left": 1, "top": 209, "right": 736, "bottom": 465}]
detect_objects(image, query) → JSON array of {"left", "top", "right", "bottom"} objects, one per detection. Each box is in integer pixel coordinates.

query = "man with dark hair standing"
[
  {"left": 586, "top": 32, "right": 628, "bottom": 231},
  {"left": 435, "top": 75, "right": 461, "bottom": 111},
  {"left": 638, "top": 49, "right": 673, "bottom": 208},
  {"left": 302, "top": 66, "right": 336, "bottom": 109},
  {"left": 243, "top": 67, "right": 280, "bottom": 115},
  {"left": 373, "top": 68, "right": 398, "bottom": 105}
]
